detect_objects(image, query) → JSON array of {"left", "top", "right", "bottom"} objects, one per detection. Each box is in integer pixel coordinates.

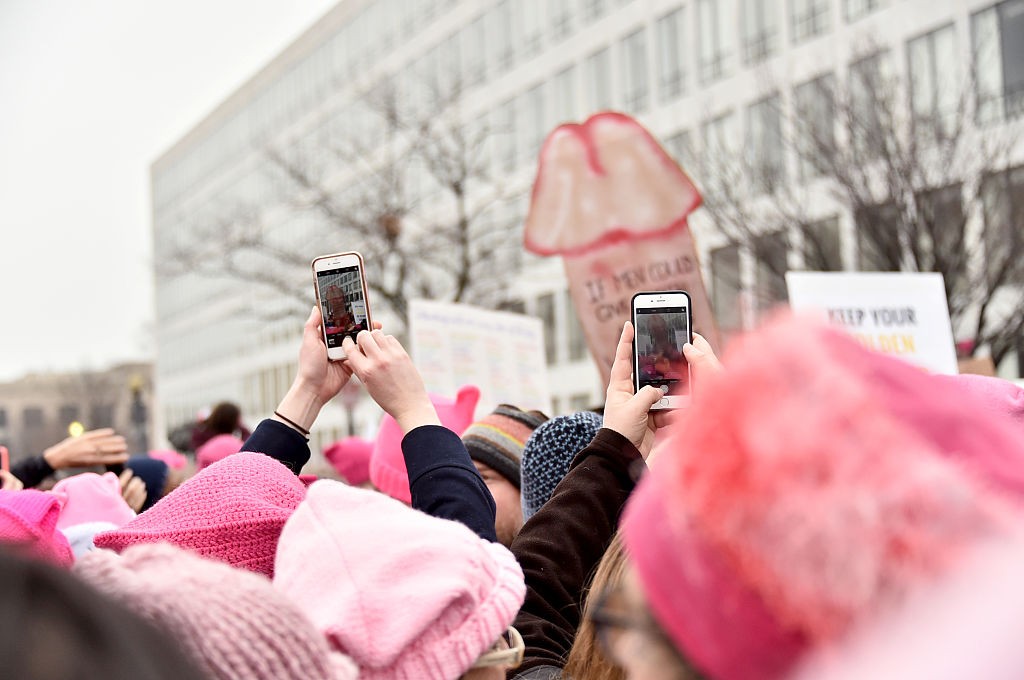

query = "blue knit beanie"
[{"left": 520, "top": 411, "right": 604, "bottom": 520}]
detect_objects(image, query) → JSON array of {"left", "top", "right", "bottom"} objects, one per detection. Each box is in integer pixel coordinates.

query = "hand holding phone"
[
  {"left": 311, "top": 251, "right": 373, "bottom": 361},
  {"left": 631, "top": 291, "right": 693, "bottom": 410}
]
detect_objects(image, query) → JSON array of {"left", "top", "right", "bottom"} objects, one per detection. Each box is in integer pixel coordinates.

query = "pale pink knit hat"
[
  {"left": 196, "top": 433, "right": 245, "bottom": 470},
  {"left": 51, "top": 472, "right": 136, "bottom": 530},
  {"left": 95, "top": 453, "right": 305, "bottom": 577},
  {"left": 0, "top": 489, "right": 73, "bottom": 566},
  {"left": 275, "top": 480, "right": 525, "bottom": 680},
  {"left": 76, "top": 543, "right": 357, "bottom": 680}
]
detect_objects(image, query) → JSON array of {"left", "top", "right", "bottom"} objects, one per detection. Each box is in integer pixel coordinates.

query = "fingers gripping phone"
[
  {"left": 312, "top": 252, "right": 373, "bottom": 361},
  {"left": 632, "top": 291, "right": 693, "bottom": 410}
]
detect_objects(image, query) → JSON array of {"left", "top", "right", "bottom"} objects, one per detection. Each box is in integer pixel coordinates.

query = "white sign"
[
  {"left": 408, "top": 300, "right": 552, "bottom": 417},
  {"left": 786, "top": 271, "right": 958, "bottom": 374}
]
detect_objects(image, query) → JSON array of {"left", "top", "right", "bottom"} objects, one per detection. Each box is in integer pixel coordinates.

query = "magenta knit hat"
[
  {"left": 322, "top": 436, "right": 373, "bottom": 486},
  {"left": 622, "top": 315, "right": 1024, "bottom": 680},
  {"left": 196, "top": 433, "right": 245, "bottom": 471},
  {"left": 148, "top": 448, "right": 189, "bottom": 470},
  {"left": 94, "top": 453, "right": 305, "bottom": 577},
  {"left": 932, "top": 373, "right": 1024, "bottom": 429},
  {"left": 52, "top": 472, "right": 136, "bottom": 530},
  {"left": 369, "top": 385, "right": 480, "bottom": 502},
  {"left": 76, "top": 543, "right": 357, "bottom": 680},
  {"left": 0, "top": 489, "right": 73, "bottom": 566},
  {"left": 274, "top": 480, "right": 525, "bottom": 680}
]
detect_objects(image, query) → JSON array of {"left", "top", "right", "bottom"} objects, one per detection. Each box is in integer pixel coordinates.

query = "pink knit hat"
[
  {"left": 369, "top": 385, "right": 480, "bottom": 502},
  {"left": 76, "top": 543, "right": 357, "bottom": 680},
  {"left": 322, "top": 436, "right": 373, "bottom": 486},
  {"left": 196, "top": 433, "right": 245, "bottom": 471},
  {"left": 0, "top": 489, "right": 73, "bottom": 566},
  {"left": 94, "top": 453, "right": 306, "bottom": 577},
  {"left": 932, "top": 373, "right": 1024, "bottom": 428},
  {"left": 274, "top": 480, "right": 525, "bottom": 680},
  {"left": 148, "top": 448, "right": 189, "bottom": 470},
  {"left": 622, "top": 315, "right": 1024, "bottom": 680},
  {"left": 52, "top": 472, "right": 136, "bottom": 530}
]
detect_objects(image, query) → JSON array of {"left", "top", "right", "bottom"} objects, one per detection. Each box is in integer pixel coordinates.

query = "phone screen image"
[
  {"left": 316, "top": 265, "right": 369, "bottom": 348},
  {"left": 635, "top": 308, "right": 690, "bottom": 396}
]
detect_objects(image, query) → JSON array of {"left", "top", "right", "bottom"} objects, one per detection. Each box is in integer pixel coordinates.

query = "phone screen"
[
  {"left": 316, "top": 265, "right": 369, "bottom": 348},
  {"left": 635, "top": 307, "right": 690, "bottom": 396}
]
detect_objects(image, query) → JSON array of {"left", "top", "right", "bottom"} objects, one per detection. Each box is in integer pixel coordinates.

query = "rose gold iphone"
[
  {"left": 311, "top": 252, "right": 372, "bottom": 361},
  {"left": 631, "top": 291, "right": 693, "bottom": 409}
]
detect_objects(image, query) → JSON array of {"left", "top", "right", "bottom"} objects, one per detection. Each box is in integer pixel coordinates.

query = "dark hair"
[
  {"left": 204, "top": 402, "right": 242, "bottom": 435},
  {"left": 0, "top": 547, "right": 206, "bottom": 680}
]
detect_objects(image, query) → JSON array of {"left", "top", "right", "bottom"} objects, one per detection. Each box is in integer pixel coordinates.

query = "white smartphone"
[
  {"left": 311, "top": 251, "right": 372, "bottom": 361},
  {"left": 631, "top": 291, "right": 693, "bottom": 410}
]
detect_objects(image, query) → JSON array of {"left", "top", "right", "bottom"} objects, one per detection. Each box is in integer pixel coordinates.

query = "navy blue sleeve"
[
  {"left": 10, "top": 456, "right": 55, "bottom": 488},
  {"left": 402, "top": 424, "right": 498, "bottom": 543},
  {"left": 242, "top": 419, "right": 311, "bottom": 474}
]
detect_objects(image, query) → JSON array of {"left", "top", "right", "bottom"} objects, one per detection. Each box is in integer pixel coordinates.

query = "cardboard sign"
[
  {"left": 786, "top": 272, "right": 958, "bottom": 374},
  {"left": 408, "top": 300, "right": 551, "bottom": 417},
  {"left": 523, "top": 112, "right": 720, "bottom": 386}
]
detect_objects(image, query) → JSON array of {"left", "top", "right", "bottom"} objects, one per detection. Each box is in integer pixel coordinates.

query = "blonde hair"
[{"left": 563, "top": 533, "right": 628, "bottom": 680}]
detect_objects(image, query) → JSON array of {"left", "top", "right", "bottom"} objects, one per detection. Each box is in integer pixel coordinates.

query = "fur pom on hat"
[{"left": 623, "top": 315, "right": 1024, "bottom": 680}]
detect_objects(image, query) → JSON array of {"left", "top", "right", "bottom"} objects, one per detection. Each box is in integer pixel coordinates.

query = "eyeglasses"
[
  {"left": 587, "top": 583, "right": 664, "bottom": 661},
  {"left": 470, "top": 626, "right": 525, "bottom": 669}
]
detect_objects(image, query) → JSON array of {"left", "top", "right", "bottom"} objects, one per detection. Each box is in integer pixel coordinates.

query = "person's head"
[
  {"left": 614, "top": 315, "right": 1024, "bottom": 680},
  {"left": 125, "top": 456, "right": 171, "bottom": 511},
  {"left": 274, "top": 480, "right": 526, "bottom": 680},
  {"left": 76, "top": 542, "right": 356, "bottom": 680},
  {"left": 521, "top": 410, "right": 604, "bottom": 521},
  {"left": 0, "top": 546, "right": 206, "bottom": 680},
  {"left": 564, "top": 533, "right": 629, "bottom": 680},
  {"left": 462, "top": 404, "right": 549, "bottom": 546},
  {"left": 204, "top": 401, "right": 242, "bottom": 435},
  {"left": 195, "top": 433, "right": 245, "bottom": 471}
]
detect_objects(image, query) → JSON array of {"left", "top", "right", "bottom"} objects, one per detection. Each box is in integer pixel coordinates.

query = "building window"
[
  {"left": 794, "top": 74, "right": 836, "bottom": 180},
  {"left": 702, "top": 111, "right": 737, "bottom": 157},
  {"left": 518, "top": 84, "right": 547, "bottom": 161},
  {"left": 620, "top": 28, "right": 650, "bottom": 112},
  {"left": 492, "top": 100, "right": 516, "bottom": 173},
  {"left": 565, "top": 291, "right": 588, "bottom": 362},
  {"left": 698, "top": 0, "right": 732, "bottom": 83},
  {"left": 711, "top": 244, "right": 742, "bottom": 331},
  {"left": 488, "top": 1, "right": 515, "bottom": 75},
  {"left": 804, "top": 216, "right": 844, "bottom": 271},
  {"left": 845, "top": 0, "right": 884, "bottom": 22},
  {"left": 585, "top": 47, "right": 614, "bottom": 112},
  {"left": 982, "top": 166, "right": 1024, "bottom": 254},
  {"left": 850, "top": 52, "right": 889, "bottom": 158},
  {"left": 23, "top": 407, "right": 44, "bottom": 428},
  {"left": 461, "top": 16, "right": 486, "bottom": 87},
  {"left": 791, "top": 0, "right": 831, "bottom": 43},
  {"left": 582, "top": 0, "right": 609, "bottom": 24},
  {"left": 536, "top": 293, "right": 558, "bottom": 364},
  {"left": 0, "top": 408, "right": 7, "bottom": 428},
  {"left": 855, "top": 201, "right": 900, "bottom": 271},
  {"left": 665, "top": 130, "right": 695, "bottom": 171},
  {"left": 551, "top": 0, "right": 575, "bottom": 40},
  {"left": 908, "top": 23, "right": 958, "bottom": 139},
  {"left": 754, "top": 231, "right": 789, "bottom": 318},
  {"left": 972, "top": 0, "right": 1024, "bottom": 123},
  {"left": 552, "top": 64, "right": 578, "bottom": 124},
  {"left": 656, "top": 9, "right": 687, "bottom": 102},
  {"left": 58, "top": 405, "right": 80, "bottom": 427},
  {"left": 569, "top": 393, "right": 592, "bottom": 412},
  {"left": 740, "top": 0, "right": 779, "bottom": 65},
  {"left": 746, "top": 95, "right": 784, "bottom": 192},
  {"left": 518, "top": 0, "right": 545, "bottom": 56}
]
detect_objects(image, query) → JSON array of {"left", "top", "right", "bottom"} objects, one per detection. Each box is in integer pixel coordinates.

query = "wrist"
[
  {"left": 42, "top": 446, "right": 63, "bottom": 470},
  {"left": 395, "top": 402, "right": 442, "bottom": 435},
  {"left": 275, "top": 382, "right": 326, "bottom": 433}
]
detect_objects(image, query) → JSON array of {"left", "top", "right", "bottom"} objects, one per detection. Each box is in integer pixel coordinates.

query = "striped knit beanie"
[
  {"left": 521, "top": 411, "right": 604, "bottom": 520},
  {"left": 462, "top": 405, "right": 548, "bottom": 489}
]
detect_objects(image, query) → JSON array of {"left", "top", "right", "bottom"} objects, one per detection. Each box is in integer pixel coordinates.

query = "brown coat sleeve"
[{"left": 509, "top": 428, "right": 645, "bottom": 675}]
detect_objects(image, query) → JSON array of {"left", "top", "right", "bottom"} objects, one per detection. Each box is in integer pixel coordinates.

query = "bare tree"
[
  {"left": 163, "top": 76, "right": 524, "bottom": 330},
  {"left": 696, "top": 48, "right": 1024, "bottom": 364}
]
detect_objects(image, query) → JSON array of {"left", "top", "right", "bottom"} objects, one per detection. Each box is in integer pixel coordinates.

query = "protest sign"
[
  {"left": 408, "top": 300, "right": 551, "bottom": 417},
  {"left": 786, "top": 271, "right": 958, "bottom": 374},
  {"left": 523, "top": 112, "right": 720, "bottom": 386}
]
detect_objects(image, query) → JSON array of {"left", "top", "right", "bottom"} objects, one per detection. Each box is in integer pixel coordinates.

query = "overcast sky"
[{"left": 0, "top": 0, "right": 338, "bottom": 381}]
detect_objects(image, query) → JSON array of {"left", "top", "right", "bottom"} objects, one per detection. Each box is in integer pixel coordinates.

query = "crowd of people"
[{"left": 3, "top": 302, "right": 1024, "bottom": 680}]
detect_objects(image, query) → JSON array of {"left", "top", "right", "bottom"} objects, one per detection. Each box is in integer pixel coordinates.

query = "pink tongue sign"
[{"left": 524, "top": 112, "right": 720, "bottom": 386}]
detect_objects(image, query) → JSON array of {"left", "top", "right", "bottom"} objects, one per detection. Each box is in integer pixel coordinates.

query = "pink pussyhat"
[
  {"left": 369, "top": 385, "right": 480, "bottom": 503},
  {"left": 196, "top": 434, "right": 245, "bottom": 471},
  {"left": 931, "top": 373, "right": 1024, "bottom": 428},
  {"left": 148, "top": 448, "right": 188, "bottom": 470},
  {"left": 0, "top": 489, "right": 73, "bottom": 567},
  {"left": 77, "top": 543, "right": 357, "bottom": 680},
  {"left": 51, "top": 472, "right": 136, "bottom": 530},
  {"left": 322, "top": 436, "right": 373, "bottom": 486},
  {"left": 95, "top": 453, "right": 306, "bottom": 577},
  {"left": 274, "top": 480, "right": 525, "bottom": 680},
  {"left": 622, "top": 315, "right": 1024, "bottom": 680}
]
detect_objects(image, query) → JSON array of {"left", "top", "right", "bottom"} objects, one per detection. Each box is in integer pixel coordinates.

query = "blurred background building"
[
  {"left": 0, "top": 362, "right": 153, "bottom": 462},
  {"left": 151, "top": 0, "right": 1024, "bottom": 448}
]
